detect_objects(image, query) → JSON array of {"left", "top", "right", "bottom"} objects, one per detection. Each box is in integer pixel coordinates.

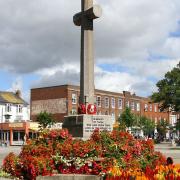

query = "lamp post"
[{"left": 1, "top": 107, "right": 3, "bottom": 144}]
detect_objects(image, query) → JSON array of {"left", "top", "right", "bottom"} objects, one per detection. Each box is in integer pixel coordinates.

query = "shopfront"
[{"left": 0, "top": 122, "right": 39, "bottom": 146}]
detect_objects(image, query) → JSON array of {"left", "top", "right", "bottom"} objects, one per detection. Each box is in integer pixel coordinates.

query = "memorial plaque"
[
  {"left": 63, "top": 115, "right": 113, "bottom": 139},
  {"left": 83, "top": 115, "right": 113, "bottom": 138}
]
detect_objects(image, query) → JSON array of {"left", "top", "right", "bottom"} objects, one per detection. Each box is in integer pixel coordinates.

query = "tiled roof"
[{"left": 0, "top": 91, "right": 28, "bottom": 105}]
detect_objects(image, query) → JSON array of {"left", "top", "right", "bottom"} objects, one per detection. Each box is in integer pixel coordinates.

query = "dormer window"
[{"left": 5, "top": 104, "right": 12, "bottom": 112}]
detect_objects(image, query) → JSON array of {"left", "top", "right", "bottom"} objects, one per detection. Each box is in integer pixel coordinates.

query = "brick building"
[{"left": 30, "top": 84, "right": 169, "bottom": 124}]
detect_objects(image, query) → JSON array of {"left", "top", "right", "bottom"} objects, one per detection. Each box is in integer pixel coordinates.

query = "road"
[{"left": 155, "top": 142, "right": 180, "bottom": 164}]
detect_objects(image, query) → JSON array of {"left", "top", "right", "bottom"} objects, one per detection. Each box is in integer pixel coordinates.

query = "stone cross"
[{"left": 73, "top": 0, "right": 102, "bottom": 105}]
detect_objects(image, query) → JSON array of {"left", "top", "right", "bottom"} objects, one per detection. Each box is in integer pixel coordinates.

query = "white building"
[{"left": 0, "top": 91, "right": 29, "bottom": 123}]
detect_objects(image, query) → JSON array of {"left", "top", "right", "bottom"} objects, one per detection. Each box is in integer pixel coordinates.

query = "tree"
[
  {"left": 140, "top": 116, "right": 155, "bottom": 136},
  {"left": 36, "top": 111, "right": 55, "bottom": 130},
  {"left": 151, "top": 62, "right": 180, "bottom": 112},
  {"left": 156, "top": 119, "right": 169, "bottom": 140},
  {"left": 134, "top": 115, "right": 155, "bottom": 136},
  {"left": 118, "top": 107, "right": 135, "bottom": 128}
]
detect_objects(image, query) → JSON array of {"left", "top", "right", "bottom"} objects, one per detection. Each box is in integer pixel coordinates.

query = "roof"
[{"left": 0, "top": 91, "right": 28, "bottom": 105}]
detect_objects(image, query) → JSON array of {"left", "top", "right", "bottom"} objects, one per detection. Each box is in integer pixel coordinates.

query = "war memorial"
[
  {"left": 63, "top": 0, "right": 113, "bottom": 139},
  {"left": 1, "top": 1, "right": 180, "bottom": 180}
]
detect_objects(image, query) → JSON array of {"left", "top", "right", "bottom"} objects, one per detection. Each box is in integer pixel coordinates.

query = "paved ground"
[
  {"left": 155, "top": 142, "right": 180, "bottom": 164},
  {"left": 0, "top": 146, "right": 22, "bottom": 166},
  {"left": 0, "top": 143, "right": 180, "bottom": 167}
]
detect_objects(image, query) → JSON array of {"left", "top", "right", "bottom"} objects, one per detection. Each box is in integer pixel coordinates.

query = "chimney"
[
  {"left": 15, "top": 90, "right": 21, "bottom": 98},
  {"left": 123, "top": 91, "right": 131, "bottom": 97}
]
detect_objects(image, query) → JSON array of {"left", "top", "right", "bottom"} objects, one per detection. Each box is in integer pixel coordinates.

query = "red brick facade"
[{"left": 30, "top": 85, "right": 170, "bottom": 123}]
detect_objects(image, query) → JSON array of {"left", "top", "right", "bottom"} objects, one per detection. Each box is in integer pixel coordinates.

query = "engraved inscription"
[{"left": 83, "top": 115, "right": 113, "bottom": 137}]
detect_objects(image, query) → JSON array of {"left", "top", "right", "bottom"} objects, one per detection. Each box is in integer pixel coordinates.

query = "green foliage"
[
  {"left": 156, "top": 119, "right": 169, "bottom": 138},
  {"left": 151, "top": 62, "right": 180, "bottom": 112},
  {"left": 36, "top": 111, "right": 55, "bottom": 130},
  {"left": 0, "top": 169, "right": 11, "bottom": 178},
  {"left": 140, "top": 116, "right": 155, "bottom": 136},
  {"left": 134, "top": 115, "right": 155, "bottom": 136},
  {"left": 118, "top": 107, "right": 135, "bottom": 128},
  {"left": 118, "top": 121, "right": 126, "bottom": 132}
]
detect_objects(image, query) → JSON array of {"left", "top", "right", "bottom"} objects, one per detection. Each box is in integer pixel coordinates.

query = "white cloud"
[
  {"left": 7, "top": 77, "right": 30, "bottom": 103},
  {"left": 7, "top": 77, "right": 23, "bottom": 93},
  {"left": 0, "top": 0, "right": 180, "bottom": 97}
]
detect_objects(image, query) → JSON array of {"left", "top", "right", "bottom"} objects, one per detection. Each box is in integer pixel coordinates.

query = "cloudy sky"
[{"left": 0, "top": 0, "right": 180, "bottom": 101}]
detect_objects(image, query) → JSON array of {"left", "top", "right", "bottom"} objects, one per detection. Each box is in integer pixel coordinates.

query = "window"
[
  {"left": 126, "top": 101, "right": 129, "bottom": 107},
  {"left": 131, "top": 102, "right": 135, "bottom": 111},
  {"left": 13, "top": 131, "right": 18, "bottom": 141},
  {"left": 96, "top": 96, "right": 101, "bottom": 107},
  {"left": 17, "top": 105, "right": 23, "bottom": 113},
  {"left": 105, "top": 110, "right": 109, "bottom": 115},
  {"left": 149, "top": 104, "right": 152, "bottom": 112},
  {"left": 144, "top": 104, "right": 148, "bottom": 111},
  {"left": 71, "top": 108, "right": 77, "bottom": 115},
  {"left": 118, "top": 98, "right": 123, "bottom": 109},
  {"left": 72, "top": 93, "right": 77, "bottom": 104},
  {"left": 13, "top": 131, "right": 25, "bottom": 141},
  {"left": 5, "top": 104, "right": 12, "bottom": 112},
  {"left": 105, "top": 97, "right": 109, "bottom": 108},
  {"left": 111, "top": 98, "right": 115, "bottom": 108},
  {"left": 136, "top": 103, "right": 140, "bottom": 111},
  {"left": 154, "top": 105, "right": 157, "bottom": 112}
]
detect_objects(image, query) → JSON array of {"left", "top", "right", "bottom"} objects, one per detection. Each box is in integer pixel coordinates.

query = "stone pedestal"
[
  {"left": 63, "top": 114, "right": 113, "bottom": 139},
  {"left": 37, "top": 174, "right": 102, "bottom": 180}
]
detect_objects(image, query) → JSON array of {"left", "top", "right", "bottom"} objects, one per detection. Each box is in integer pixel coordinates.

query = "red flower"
[
  {"left": 87, "top": 104, "right": 97, "bottom": 115},
  {"left": 78, "top": 104, "right": 86, "bottom": 114}
]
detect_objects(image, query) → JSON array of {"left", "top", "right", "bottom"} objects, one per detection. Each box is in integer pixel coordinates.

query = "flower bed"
[
  {"left": 106, "top": 164, "right": 180, "bottom": 179},
  {"left": 2, "top": 129, "right": 178, "bottom": 179}
]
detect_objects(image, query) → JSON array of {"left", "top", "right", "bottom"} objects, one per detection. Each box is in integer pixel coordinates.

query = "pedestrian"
[{"left": 166, "top": 157, "right": 173, "bottom": 165}]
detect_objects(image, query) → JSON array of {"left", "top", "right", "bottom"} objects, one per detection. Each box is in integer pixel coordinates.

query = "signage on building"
[
  {"left": 31, "top": 98, "right": 67, "bottom": 115},
  {"left": 9, "top": 123, "right": 23, "bottom": 128}
]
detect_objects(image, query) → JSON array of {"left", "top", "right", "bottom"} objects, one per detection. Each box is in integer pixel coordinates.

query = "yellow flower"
[{"left": 154, "top": 173, "right": 165, "bottom": 180}]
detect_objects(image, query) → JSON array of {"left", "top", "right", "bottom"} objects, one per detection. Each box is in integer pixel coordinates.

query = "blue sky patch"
[
  {"left": 0, "top": 70, "right": 39, "bottom": 92},
  {"left": 98, "top": 63, "right": 130, "bottom": 73}
]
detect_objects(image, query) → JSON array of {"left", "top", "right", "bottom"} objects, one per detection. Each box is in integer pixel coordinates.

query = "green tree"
[
  {"left": 141, "top": 116, "right": 155, "bottom": 136},
  {"left": 151, "top": 62, "right": 180, "bottom": 112},
  {"left": 156, "top": 119, "right": 169, "bottom": 139},
  {"left": 134, "top": 115, "right": 155, "bottom": 136},
  {"left": 36, "top": 111, "right": 55, "bottom": 130},
  {"left": 118, "top": 107, "right": 135, "bottom": 128}
]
